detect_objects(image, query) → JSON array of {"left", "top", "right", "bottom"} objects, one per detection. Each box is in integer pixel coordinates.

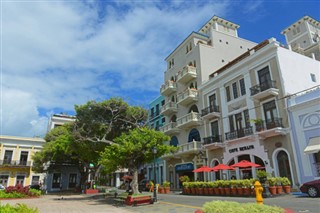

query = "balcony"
[
  {"left": 176, "top": 112, "right": 202, "bottom": 129},
  {"left": 255, "top": 117, "right": 287, "bottom": 139},
  {"left": 0, "top": 160, "right": 32, "bottom": 167},
  {"left": 160, "top": 122, "right": 180, "bottom": 135},
  {"left": 176, "top": 65, "right": 197, "bottom": 83},
  {"left": 162, "top": 140, "right": 203, "bottom": 159},
  {"left": 201, "top": 105, "right": 221, "bottom": 120},
  {"left": 203, "top": 135, "right": 224, "bottom": 150},
  {"left": 177, "top": 89, "right": 198, "bottom": 106},
  {"left": 160, "top": 80, "right": 177, "bottom": 96},
  {"left": 250, "top": 80, "right": 279, "bottom": 101},
  {"left": 225, "top": 127, "right": 254, "bottom": 143},
  {"left": 160, "top": 101, "right": 178, "bottom": 116}
]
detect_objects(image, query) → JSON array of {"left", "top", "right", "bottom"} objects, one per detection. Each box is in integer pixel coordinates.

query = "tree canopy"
[{"left": 99, "top": 127, "right": 175, "bottom": 194}]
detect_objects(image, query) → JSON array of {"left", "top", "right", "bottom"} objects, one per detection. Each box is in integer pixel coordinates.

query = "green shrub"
[
  {"left": 29, "top": 189, "right": 42, "bottom": 197},
  {"left": 280, "top": 177, "right": 291, "bottom": 186},
  {"left": 0, "top": 190, "right": 26, "bottom": 198},
  {"left": 0, "top": 203, "right": 38, "bottom": 213},
  {"left": 202, "top": 200, "right": 284, "bottom": 213}
]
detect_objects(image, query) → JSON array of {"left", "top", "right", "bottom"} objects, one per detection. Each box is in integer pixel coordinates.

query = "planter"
[
  {"left": 219, "top": 188, "right": 225, "bottom": 196},
  {"left": 236, "top": 188, "right": 243, "bottom": 196},
  {"left": 197, "top": 188, "right": 204, "bottom": 195},
  {"left": 269, "top": 186, "right": 277, "bottom": 195},
  {"left": 224, "top": 188, "right": 231, "bottom": 196},
  {"left": 159, "top": 187, "right": 164, "bottom": 194},
  {"left": 164, "top": 187, "right": 170, "bottom": 194},
  {"left": 276, "top": 185, "right": 283, "bottom": 194},
  {"left": 191, "top": 188, "right": 196, "bottom": 195},
  {"left": 243, "top": 188, "right": 251, "bottom": 196},
  {"left": 231, "top": 188, "right": 238, "bottom": 196},
  {"left": 203, "top": 188, "right": 209, "bottom": 195},
  {"left": 85, "top": 189, "right": 99, "bottom": 194},
  {"left": 208, "top": 188, "right": 214, "bottom": 195},
  {"left": 283, "top": 185, "right": 291, "bottom": 194},
  {"left": 213, "top": 188, "right": 220, "bottom": 195}
]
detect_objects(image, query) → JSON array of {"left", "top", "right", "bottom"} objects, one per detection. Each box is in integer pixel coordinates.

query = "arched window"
[
  {"left": 170, "top": 136, "right": 178, "bottom": 147},
  {"left": 188, "top": 128, "right": 200, "bottom": 142},
  {"left": 277, "top": 151, "right": 292, "bottom": 183}
]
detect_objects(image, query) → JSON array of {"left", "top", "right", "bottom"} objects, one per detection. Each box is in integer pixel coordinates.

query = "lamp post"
[
  {"left": 198, "top": 151, "right": 208, "bottom": 181},
  {"left": 152, "top": 146, "right": 157, "bottom": 203}
]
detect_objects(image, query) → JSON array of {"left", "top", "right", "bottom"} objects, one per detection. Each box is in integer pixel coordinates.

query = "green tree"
[
  {"left": 72, "top": 98, "right": 148, "bottom": 188},
  {"left": 100, "top": 127, "right": 175, "bottom": 194}
]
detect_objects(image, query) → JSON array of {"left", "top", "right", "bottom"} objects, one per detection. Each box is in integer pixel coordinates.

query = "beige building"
[
  {"left": 159, "top": 16, "right": 256, "bottom": 188},
  {"left": 281, "top": 15, "right": 320, "bottom": 61},
  {"left": 0, "top": 135, "right": 45, "bottom": 187}
]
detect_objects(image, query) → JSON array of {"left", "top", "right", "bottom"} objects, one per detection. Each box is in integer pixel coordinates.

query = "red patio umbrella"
[
  {"left": 231, "top": 160, "right": 261, "bottom": 168},
  {"left": 211, "top": 163, "right": 235, "bottom": 171},
  {"left": 192, "top": 166, "right": 214, "bottom": 173}
]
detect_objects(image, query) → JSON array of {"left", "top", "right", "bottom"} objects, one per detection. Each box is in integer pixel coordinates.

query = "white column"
[
  {"left": 115, "top": 173, "right": 120, "bottom": 188},
  {"left": 219, "top": 87, "right": 229, "bottom": 133}
]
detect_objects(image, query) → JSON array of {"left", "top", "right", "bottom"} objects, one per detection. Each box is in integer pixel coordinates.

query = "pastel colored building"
[{"left": 0, "top": 135, "right": 45, "bottom": 187}]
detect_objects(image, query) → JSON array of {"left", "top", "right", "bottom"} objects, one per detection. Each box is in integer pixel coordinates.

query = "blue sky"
[{"left": 1, "top": 0, "right": 319, "bottom": 138}]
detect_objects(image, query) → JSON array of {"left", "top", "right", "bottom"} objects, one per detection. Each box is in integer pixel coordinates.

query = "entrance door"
[
  {"left": 69, "top": 174, "right": 77, "bottom": 188},
  {"left": 16, "top": 175, "right": 25, "bottom": 186},
  {"left": 209, "top": 94, "right": 217, "bottom": 112},
  {"left": 277, "top": 151, "right": 292, "bottom": 184},
  {"left": 210, "top": 121, "right": 219, "bottom": 138},
  {"left": 258, "top": 67, "right": 272, "bottom": 91},
  {"left": 235, "top": 113, "right": 244, "bottom": 137},
  {"left": 263, "top": 100, "right": 278, "bottom": 129}
]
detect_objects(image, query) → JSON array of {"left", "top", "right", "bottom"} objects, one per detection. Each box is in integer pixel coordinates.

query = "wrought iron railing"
[
  {"left": 225, "top": 127, "right": 253, "bottom": 140},
  {"left": 203, "top": 135, "right": 222, "bottom": 145},
  {"left": 250, "top": 80, "right": 277, "bottom": 96},
  {"left": 201, "top": 105, "right": 220, "bottom": 117}
]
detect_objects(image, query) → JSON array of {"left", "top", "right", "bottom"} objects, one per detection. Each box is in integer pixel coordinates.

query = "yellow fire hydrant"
[{"left": 254, "top": 181, "right": 264, "bottom": 205}]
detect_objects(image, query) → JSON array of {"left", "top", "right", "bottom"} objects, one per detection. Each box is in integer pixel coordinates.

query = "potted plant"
[
  {"left": 163, "top": 181, "right": 170, "bottom": 194},
  {"left": 223, "top": 180, "right": 231, "bottom": 196},
  {"left": 275, "top": 177, "right": 283, "bottom": 194},
  {"left": 256, "top": 170, "right": 268, "bottom": 183},
  {"left": 197, "top": 181, "right": 204, "bottom": 195},
  {"left": 182, "top": 182, "right": 190, "bottom": 194},
  {"left": 281, "top": 177, "right": 291, "bottom": 194},
  {"left": 207, "top": 182, "right": 214, "bottom": 195},
  {"left": 189, "top": 182, "right": 196, "bottom": 195},
  {"left": 216, "top": 180, "right": 225, "bottom": 196},
  {"left": 251, "top": 118, "right": 264, "bottom": 131},
  {"left": 212, "top": 181, "right": 220, "bottom": 195},
  {"left": 179, "top": 175, "right": 190, "bottom": 183},
  {"left": 242, "top": 179, "right": 252, "bottom": 196},
  {"left": 203, "top": 182, "right": 209, "bottom": 195},
  {"left": 267, "top": 177, "right": 277, "bottom": 195},
  {"left": 230, "top": 180, "right": 238, "bottom": 196},
  {"left": 236, "top": 180, "right": 244, "bottom": 196}
]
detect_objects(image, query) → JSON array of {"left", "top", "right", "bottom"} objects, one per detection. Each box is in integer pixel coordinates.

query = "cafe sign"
[{"left": 229, "top": 145, "right": 254, "bottom": 153}]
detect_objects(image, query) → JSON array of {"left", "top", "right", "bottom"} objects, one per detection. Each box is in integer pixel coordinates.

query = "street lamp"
[
  {"left": 152, "top": 146, "right": 157, "bottom": 203},
  {"left": 198, "top": 151, "right": 208, "bottom": 181}
]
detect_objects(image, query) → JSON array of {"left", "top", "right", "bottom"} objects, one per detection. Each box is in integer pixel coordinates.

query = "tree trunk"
[{"left": 131, "top": 169, "right": 140, "bottom": 194}]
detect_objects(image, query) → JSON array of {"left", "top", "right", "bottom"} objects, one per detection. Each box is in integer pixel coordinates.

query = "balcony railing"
[
  {"left": 159, "top": 122, "right": 180, "bottom": 135},
  {"left": 225, "top": 127, "right": 253, "bottom": 141},
  {"left": 255, "top": 117, "right": 283, "bottom": 131},
  {"left": 177, "top": 89, "right": 198, "bottom": 106},
  {"left": 163, "top": 140, "right": 203, "bottom": 158},
  {"left": 0, "top": 160, "right": 31, "bottom": 166},
  {"left": 176, "top": 112, "right": 201, "bottom": 129},
  {"left": 250, "top": 80, "right": 279, "bottom": 100},
  {"left": 160, "top": 80, "right": 177, "bottom": 96},
  {"left": 176, "top": 65, "right": 197, "bottom": 83},
  {"left": 203, "top": 135, "right": 222, "bottom": 145},
  {"left": 160, "top": 101, "right": 178, "bottom": 116},
  {"left": 201, "top": 105, "right": 220, "bottom": 119}
]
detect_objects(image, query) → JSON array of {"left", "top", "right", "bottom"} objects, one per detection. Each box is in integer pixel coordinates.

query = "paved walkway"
[{"left": 0, "top": 193, "right": 199, "bottom": 213}]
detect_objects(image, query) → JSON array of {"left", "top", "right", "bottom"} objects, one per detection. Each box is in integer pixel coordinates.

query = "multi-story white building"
[
  {"left": 0, "top": 135, "right": 45, "bottom": 187},
  {"left": 200, "top": 37, "right": 319, "bottom": 188},
  {"left": 159, "top": 15, "right": 256, "bottom": 188},
  {"left": 281, "top": 15, "right": 320, "bottom": 61}
]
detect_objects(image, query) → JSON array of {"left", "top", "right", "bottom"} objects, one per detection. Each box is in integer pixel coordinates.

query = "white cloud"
[{"left": 1, "top": 1, "right": 230, "bottom": 137}]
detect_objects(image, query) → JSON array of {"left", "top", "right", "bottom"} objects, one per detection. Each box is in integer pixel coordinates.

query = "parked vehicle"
[
  {"left": 0, "top": 184, "right": 5, "bottom": 190},
  {"left": 300, "top": 179, "right": 320, "bottom": 197},
  {"left": 138, "top": 179, "right": 150, "bottom": 192}
]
